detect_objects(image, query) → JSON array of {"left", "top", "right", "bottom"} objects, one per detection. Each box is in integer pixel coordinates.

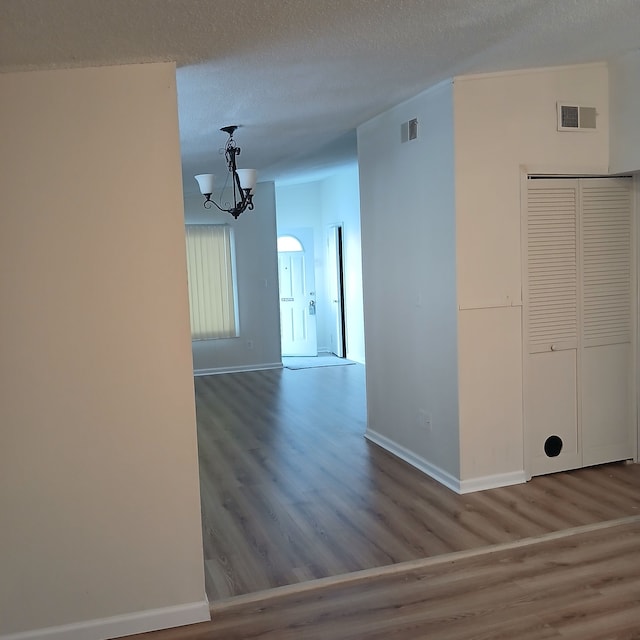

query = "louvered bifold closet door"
[
  {"left": 525, "top": 180, "right": 581, "bottom": 476},
  {"left": 580, "top": 178, "right": 634, "bottom": 467}
]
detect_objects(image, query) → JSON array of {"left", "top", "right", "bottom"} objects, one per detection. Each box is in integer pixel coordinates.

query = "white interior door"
[
  {"left": 580, "top": 179, "right": 635, "bottom": 466},
  {"left": 524, "top": 180, "right": 581, "bottom": 476},
  {"left": 327, "top": 225, "right": 345, "bottom": 357},
  {"left": 278, "top": 229, "right": 317, "bottom": 357}
]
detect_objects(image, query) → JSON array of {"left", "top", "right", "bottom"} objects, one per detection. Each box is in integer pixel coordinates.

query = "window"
[
  {"left": 277, "top": 235, "right": 303, "bottom": 252},
  {"left": 185, "top": 224, "right": 238, "bottom": 340}
]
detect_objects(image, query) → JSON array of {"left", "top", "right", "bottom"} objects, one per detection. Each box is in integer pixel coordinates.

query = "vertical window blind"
[{"left": 185, "top": 224, "right": 238, "bottom": 340}]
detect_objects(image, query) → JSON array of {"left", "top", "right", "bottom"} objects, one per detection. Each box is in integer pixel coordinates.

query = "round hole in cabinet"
[{"left": 544, "top": 435, "right": 563, "bottom": 458}]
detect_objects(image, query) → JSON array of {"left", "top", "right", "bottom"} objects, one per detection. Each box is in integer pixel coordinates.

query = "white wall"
[
  {"left": 186, "top": 182, "right": 282, "bottom": 374},
  {"left": 453, "top": 63, "right": 610, "bottom": 485},
  {"left": 276, "top": 180, "right": 323, "bottom": 230},
  {"left": 0, "top": 63, "right": 208, "bottom": 638},
  {"left": 358, "top": 81, "right": 460, "bottom": 480},
  {"left": 610, "top": 49, "right": 640, "bottom": 174}
]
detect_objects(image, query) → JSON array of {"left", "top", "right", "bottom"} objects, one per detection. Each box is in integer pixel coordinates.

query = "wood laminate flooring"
[
  {"left": 129, "top": 517, "right": 640, "bottom": 639},
  {"left": 194, "top": 364, "right": 640, "bottom": 603}
]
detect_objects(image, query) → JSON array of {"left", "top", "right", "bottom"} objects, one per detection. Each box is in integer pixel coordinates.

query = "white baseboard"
[
  {"left": 458, "top": 470, "right": 527, "bottom": 493},
  {"left": 365, "top": 430, "right": 461, "bottom": 493},
  {"left": 317, "top": 348, "right": 365, "bottom": 365},
  {"left": 0, "top": 600, "right": 210, "bottom": 640},
  {"left": 365, "top": 430, "right": 526, "bottom": 494},
  {"left": 194, "top": 362, "right": 282, "bottom": 376}
]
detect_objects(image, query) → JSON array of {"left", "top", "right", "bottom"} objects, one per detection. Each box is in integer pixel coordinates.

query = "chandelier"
[{"left": 194, "top": 126, "right": 257, "bottom": 219}]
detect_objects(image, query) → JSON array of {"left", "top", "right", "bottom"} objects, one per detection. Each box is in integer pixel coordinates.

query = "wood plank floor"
[
  {"left": 129, "top": 517, "right": 640, "bottom": 639},
  {"left": 194, "top": 364, "right": 640, "bottom": 602}
]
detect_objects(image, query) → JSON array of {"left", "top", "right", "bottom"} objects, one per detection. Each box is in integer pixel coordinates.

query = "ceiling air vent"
[{"left": 557, "top": 103, "right": 597, "bottom": 131}]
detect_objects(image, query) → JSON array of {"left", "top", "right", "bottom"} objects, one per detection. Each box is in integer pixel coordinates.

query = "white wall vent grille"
[
  {"left": 400, "top": 118, "right": 419, "bottom": 143},
  {"left": 557, "top": 103, "right": 597, "bottom": 131}
]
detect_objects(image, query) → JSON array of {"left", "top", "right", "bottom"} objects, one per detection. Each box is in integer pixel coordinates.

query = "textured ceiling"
[{"left": 1, "top": 0, "right": 640, "bottom": 190}]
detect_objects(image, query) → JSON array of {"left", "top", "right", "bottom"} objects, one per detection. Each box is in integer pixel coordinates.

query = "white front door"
[{"left": 278, "top": 229, "right": 317, "bottom": 356}]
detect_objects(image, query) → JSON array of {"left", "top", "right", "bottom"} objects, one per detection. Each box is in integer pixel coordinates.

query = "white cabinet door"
[
  {"left": 524, "top": 180, "right": 580, "bottom": 475},
  {"left": 580, "top": 179, "right": 634, "bottom": 466},
  {"left": 527, "top": 350, "right": 581, "bottom": 475},
  {"left": 524, "top": 177, "right": 635, "bottom": 477}
]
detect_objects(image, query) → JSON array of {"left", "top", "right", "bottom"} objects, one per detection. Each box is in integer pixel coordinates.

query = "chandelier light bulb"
[
  {"left": 194, "top": 173, "right": 215, "bottom": 196},
  {"left": 236, "top": 169, "right": 257, "bottom": 193}
]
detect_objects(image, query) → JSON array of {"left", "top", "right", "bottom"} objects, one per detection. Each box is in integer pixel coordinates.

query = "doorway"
[
  {"left": 277, "top": 228, "right": 318, "bottom": 356},
  {"left": 327, "top": 224, "right": 347, "bottom": 357}
]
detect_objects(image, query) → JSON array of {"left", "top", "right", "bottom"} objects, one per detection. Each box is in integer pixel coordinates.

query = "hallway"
[{"left": 195, "top": 364, "right": 640, "bottom": 601}]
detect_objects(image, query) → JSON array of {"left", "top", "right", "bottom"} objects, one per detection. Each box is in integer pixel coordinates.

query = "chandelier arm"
[{"left": 208, "top": 199, "right": 233, "bottom": 214}]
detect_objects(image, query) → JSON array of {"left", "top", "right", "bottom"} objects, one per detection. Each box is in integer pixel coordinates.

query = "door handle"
[{"left": 309, "top": 300, "right": 316, "bottom": 316}]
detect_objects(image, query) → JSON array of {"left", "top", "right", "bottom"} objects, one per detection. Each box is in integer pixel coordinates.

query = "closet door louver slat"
[{"left": 526, "top": 187, "right": 578, "bottom": 353}]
